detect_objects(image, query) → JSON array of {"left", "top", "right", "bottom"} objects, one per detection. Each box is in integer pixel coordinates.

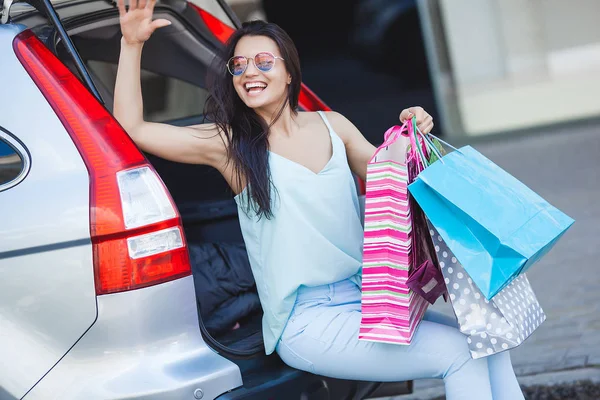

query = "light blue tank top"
[{"left": 234, "top": 111, "right": 364, "bottom": 355}]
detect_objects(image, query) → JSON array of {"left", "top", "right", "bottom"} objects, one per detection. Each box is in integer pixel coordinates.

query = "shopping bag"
[
  {"left": 359, "top": 122, "right": 429, "bottom": 345},
  {"left": 406, "top": 260, "right": 446, "bottom": 305},
  {"left": 408, "top": 133, "right": 575, "bottom": 299},
  {"left": 429, "top": 221, "right": 546, "bottom": 359},
  {"left": 405, "top": 122, "right": 447, "bottom": 306}
]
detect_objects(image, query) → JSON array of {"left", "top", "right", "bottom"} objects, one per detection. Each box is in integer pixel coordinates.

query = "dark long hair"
[{"left": 204, "top": 20, "right": 302, "bottom": 219}]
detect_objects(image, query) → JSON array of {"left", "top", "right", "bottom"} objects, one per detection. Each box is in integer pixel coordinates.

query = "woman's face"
[{"left": 231, "top": 35, "right": 291, "bottom": 111}]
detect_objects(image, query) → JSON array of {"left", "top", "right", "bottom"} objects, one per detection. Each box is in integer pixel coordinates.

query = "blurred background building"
[{"left": 221, "top": 0, "right": 600, "bottom": 142}]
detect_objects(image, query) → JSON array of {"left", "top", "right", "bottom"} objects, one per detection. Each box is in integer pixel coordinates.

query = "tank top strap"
[
  {"left": 317, "top": 111, "right": 347, "bottom": 160},
  {"left": 317, "top": 111, "right": 335, "bottom": 139}
]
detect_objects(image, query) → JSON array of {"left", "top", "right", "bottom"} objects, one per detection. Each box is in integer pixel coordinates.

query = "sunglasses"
[{"left": 226, "top": 52, "right": 285, "bottom": 76}]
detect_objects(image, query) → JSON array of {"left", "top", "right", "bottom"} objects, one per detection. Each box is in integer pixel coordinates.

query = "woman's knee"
[
  {"left": 414, "top": 321, "right": 474, "bottom": 377},
  {"left": 441, "top": 342, "right": 475, "bottom": 378},
  {"left": 439, "top": 334, "right": 494, "bottom": 380}
]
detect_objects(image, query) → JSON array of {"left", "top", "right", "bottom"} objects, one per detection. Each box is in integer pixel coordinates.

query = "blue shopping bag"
[{"left": 407, "top": 134, "right": 574, "bottom": 300}]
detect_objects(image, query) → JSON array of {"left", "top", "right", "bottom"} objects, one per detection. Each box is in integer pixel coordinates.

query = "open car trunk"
[
  {"left": 7, "top": 0, "right": 269, "bottom": 364},
  {"left": 58, "top": 0, "right": 269, "bottom": 359},
  {"left": 7, "top": 0, "right": 413, "bottom": 397}
]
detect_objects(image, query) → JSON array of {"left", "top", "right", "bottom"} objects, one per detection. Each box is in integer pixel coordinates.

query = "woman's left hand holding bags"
[{"left": 399, "top": 106, "right": 434, "bottom": 134}]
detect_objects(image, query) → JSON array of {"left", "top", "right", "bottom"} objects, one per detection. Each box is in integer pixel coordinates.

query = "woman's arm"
[
  {"left": 327, "top": 107, "right": 434, "bottom": 181},
  {"left": 113, "top": 0, "right": 225, "bottom": 167}
]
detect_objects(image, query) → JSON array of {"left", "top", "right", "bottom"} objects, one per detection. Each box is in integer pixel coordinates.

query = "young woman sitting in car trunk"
[{"left": 113, "top": 0, "right": 524, "bottom": 398}]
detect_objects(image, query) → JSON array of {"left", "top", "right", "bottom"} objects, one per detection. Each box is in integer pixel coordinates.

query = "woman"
[{"left": 113, "top": 0, "right": 524, "bottom": 398}]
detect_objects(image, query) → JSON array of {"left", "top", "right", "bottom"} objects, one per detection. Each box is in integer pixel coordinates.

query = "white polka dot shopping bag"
[{"left": 427, "top": 221, "right": 546, "bottom": 359}]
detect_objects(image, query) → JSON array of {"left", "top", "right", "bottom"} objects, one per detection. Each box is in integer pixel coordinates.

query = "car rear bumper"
[{"left": 23, "top": 276, "right": 242, "bottom": 400}]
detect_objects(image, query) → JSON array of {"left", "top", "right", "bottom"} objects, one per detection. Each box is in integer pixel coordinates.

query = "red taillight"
[
  {"left": 13, "top": 30, "right": 192, "bottom": 295},
  {"left": 189, "top": 2, "right": 235, "bottom": 44}
]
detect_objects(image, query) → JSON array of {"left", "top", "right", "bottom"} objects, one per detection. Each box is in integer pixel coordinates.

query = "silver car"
[{"left": 0, "top": 0, "right": 412, "bottom": 398}]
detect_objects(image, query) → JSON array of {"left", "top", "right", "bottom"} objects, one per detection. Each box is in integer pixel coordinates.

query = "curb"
[
  {"left": 382, "top": 367, "right": 600, "bottom": 400},
  {"left": 518, "top": 367, "right": 600, "bottom": 387}
]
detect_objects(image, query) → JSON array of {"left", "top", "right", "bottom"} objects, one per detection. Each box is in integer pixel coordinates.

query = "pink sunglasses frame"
[{"left": 226, "top": 51, "right": 285, "bottom": 76}]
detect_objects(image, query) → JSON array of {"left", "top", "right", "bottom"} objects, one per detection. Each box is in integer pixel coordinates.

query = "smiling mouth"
[{"left": 245, "top": 82, "right": 267, "bottom": 94}]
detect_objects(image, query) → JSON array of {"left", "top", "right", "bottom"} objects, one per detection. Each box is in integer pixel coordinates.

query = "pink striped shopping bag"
[{"left": 359, "top": 123, "right": 429, "bottom": 345}]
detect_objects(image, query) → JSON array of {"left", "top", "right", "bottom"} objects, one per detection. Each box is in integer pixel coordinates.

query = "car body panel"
[
  {"left": 0, "top": 23, "right": 98, "bottom": 399},
  {"left": 23, "top": 277, "right": 242, "bottom": 400}
]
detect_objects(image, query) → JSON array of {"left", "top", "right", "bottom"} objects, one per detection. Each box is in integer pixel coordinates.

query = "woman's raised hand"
[{"left": 117, "top": 0, "right": 171, "bottom": 45}]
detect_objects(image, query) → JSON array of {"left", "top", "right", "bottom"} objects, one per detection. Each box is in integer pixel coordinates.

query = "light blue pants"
[{"left": 276, "top": 279, "right": 524, "bottom": 400}]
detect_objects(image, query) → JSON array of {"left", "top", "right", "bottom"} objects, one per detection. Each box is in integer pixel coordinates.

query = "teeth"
[{"left": 245, "top": 82, "right": 267, "bottom": 89}]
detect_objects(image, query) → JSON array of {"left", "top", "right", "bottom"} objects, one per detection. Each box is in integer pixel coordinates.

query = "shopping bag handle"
[
  {"left": 408, "top": 118, "right": 429, "bottom": 170},
  {"left": 417, "top": 128, "right": 445, "bottom": 163},
  {"left": 369, "top": 122, "right": 410, "bottom": 163},
  {"left": 368, "top": 120, "right": 457, "bottom": 165},
  {"left": 411, "top": 124, "right": 466, "bottom": 171},
  {"left": 419, "top": 130, "right": 459, "bottom": 153},
  {"left": 384, "top": 123, "right": 407, "bottom": 142},
  {"left": 407, "top": 117, "right": 445, "bottom": 170}
]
